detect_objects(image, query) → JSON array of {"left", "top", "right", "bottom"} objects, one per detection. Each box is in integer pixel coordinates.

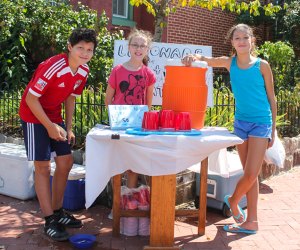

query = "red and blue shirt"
[{"left": 19, "top": 53, "right": 89, "bottom": 123}]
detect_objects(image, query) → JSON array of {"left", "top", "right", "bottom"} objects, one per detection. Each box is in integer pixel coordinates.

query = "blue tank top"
[{"left": 230, "top": 57, "right": 272, "bottom": 124}]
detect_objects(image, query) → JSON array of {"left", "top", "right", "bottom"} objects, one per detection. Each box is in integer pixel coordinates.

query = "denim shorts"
[
  {"left": 21, "top": 120, "right": 71, "bottom": 161},
  {"left": 234, "top": 119, "right": 272, "bottom": 141}
]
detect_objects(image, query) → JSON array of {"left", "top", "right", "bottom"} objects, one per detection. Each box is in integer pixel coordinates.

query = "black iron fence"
[{"left": 1, "top": 82, "right": 299, "bottom": 147}]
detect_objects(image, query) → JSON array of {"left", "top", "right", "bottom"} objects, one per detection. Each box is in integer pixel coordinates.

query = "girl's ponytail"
[{"left": 142, "top": 55, "right": 149, "bottom": 66}]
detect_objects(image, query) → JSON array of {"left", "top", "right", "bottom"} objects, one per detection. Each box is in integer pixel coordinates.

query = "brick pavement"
[{"left": 1, "top": 167, "right": 300, "bottom": 250}]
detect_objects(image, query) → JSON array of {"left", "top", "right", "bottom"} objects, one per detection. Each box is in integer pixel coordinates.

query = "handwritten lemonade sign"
[{"left": 113, "top": 40, "right": 213, "bottom": 106}]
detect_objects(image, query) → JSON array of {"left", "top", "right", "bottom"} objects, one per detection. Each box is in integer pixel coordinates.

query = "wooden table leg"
[
  {"left": 112, "top": 174, "right": 122, "bottom": 236},
  {"left": 198, "top": 157, "right": 208, "bottom": 235},
  {"left": 144, "top": 174, "right": 180, "bottom": 250}
]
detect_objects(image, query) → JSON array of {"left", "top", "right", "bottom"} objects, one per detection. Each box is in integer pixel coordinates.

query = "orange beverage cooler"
[{"left": 162, "top": 60, "right": 208, "bottom": 129}]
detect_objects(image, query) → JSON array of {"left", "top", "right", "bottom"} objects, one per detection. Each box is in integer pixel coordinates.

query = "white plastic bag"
[{"left": 265, "top": 131, "right": 286, "bottom": 168}]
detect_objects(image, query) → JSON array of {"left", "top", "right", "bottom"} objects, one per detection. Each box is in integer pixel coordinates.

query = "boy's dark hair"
[{"left": 68, "top": 28, "right": 98, "bottom": 50}]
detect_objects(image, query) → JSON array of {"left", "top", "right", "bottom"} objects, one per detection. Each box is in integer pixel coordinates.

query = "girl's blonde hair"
[
  {"left": 127, "top": 28, "right": 153, "bottom": 66},
  {"left": 226, "top": 23, "right": 257, "bottom": 56}
]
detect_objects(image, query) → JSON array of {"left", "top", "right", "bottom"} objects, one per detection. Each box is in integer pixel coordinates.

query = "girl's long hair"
[
  {"left": 127, "top": 28, "right": 153, "bottom": 66},
  {"left": 226, "top": 23, "right": 257, "bottom": 57}
]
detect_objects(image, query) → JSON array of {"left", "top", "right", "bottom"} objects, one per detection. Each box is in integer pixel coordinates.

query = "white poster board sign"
[
  {"left": 113, "top": 40, "right": 213, "bottom": 106},
  {"left": 108, "top": 105, "right": 148, "bottom": 130}
]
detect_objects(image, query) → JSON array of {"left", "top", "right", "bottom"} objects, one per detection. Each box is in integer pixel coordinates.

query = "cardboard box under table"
[
  {"left": 50, "top": 163, "right": 86, "bottom": 211},
  {"left": 0, "top": 143, "right": 36, "bottom": 200}
]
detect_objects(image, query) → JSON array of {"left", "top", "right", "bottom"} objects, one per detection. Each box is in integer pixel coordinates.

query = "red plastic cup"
[
  {"left": 175, "top": 112, "right": 192, "bottom": 131},
  {"left": 159, "top": 110, "right": 175, "bottom": 130},
  {"left": 142, "top": 111, "right": 159, "bottom": 130}
]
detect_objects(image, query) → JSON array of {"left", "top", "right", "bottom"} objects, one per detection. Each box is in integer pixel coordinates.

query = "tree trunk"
[
  {"left": 152, "top": 0, "right": 169, "bottom": 42},
  {"left": 153, "top": 14, "right": 164, "bottom": 42}
]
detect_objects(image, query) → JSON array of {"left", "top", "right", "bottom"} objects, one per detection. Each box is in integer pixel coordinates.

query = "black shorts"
[{"left": 21, "top": 120, "right": 71, "bottom": 161}]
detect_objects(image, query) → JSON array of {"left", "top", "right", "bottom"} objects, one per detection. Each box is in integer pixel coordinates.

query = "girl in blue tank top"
[{"left": 182, "top": 24, "right": 277, "bottom": 234}]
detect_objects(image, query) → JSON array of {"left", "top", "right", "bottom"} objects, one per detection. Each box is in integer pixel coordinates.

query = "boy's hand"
[
  {"left": 56, "top": 124, "right": 67, "bottom": 140},
  {"left": 47, "top": 124, "right": 67, "bottom": 141},
  {"left": 67, "top": 129, "right": 75, "bottom": 145}
]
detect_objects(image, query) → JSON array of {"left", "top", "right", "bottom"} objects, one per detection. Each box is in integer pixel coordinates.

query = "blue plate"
[
  {"left": 126, "top": 128, "right": 201, "bottom": 136},
  {"left": 69, "top": 234, "right": 96, "bottom": 249}
]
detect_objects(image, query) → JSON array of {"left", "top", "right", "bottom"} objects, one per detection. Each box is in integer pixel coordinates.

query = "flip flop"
[
  {"left": 223, "top": 224, "right": 257, "bottom": 234},
  {"left": 224, "top": 195, "right": 246, "bottom": 223}
]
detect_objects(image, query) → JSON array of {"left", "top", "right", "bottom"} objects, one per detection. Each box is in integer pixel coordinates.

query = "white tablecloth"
[{"left": 85, "top": 125, "right": 243, "bottom": 208}]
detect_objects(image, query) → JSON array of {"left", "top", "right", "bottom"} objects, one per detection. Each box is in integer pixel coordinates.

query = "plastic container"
[
  {"left": 69, "top": 234, "right": 96, "bottom": 249},
  {"left": 138, "top": 204, "right": 150, "bottom": 236},
  {"left": 50, "top": 163, "right": 86, "bottom": 211},
  {"left": 162, "top": 59, "right": 208, "bottom": 129},
  {"left": 194, "top": 149, "right": 247, "bottom": 217},
  {"left": 122, "top": 199, "right": 138, "bottom": 236},
  {"left": 0, "top": 143, "right": 36, "bottom": 200}
]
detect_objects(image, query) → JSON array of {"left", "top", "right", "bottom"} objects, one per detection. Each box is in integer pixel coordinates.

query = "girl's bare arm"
[
  {"left": 261, "top": 59, "right": 277, "bottom": 147},
  {"left": 182, "top": 54, "right": 231, "bottom": 71},
  {"left": 105, "top": 84, "right": 115, "bottom": 107}
]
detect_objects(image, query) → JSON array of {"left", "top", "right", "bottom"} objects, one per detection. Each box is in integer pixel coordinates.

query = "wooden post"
[
  {"left": 144, "top": 175, "right": 180, "bottom": 250},
  {"left": 198, "top": 157, "right": 208, "bottom": 235},
  {"left": 112, "top": 174, "right": 122, "bottom": 236}
]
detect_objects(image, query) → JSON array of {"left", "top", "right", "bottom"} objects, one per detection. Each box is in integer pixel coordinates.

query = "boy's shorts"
[
  {"left": 21, "top": 120, "right": 71, "bottom": 161},
  {"left": 234, "top": 119, "right": 272, "bottom": 141}
]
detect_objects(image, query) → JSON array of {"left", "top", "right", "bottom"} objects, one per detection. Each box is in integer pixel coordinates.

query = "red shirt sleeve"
[
  {"left": 29, "top": 61, "right": 54, "bottom": 97},
  {"left": 28, "top": 55, "right": 66, "bottom": 97},
  {"left": 146, "top": 67, "right": 156, "bottom": 86}
]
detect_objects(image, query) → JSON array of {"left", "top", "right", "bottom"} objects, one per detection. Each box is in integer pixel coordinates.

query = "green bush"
[
  {"left": 0, "top": 0, "right": 124, "bottom": 142},
  {"left": 257, "top": 41, "right": 295, "bottom": 91},
  {"left": 283, "top": 0, "right": 300, "bottom": 55},
  {"left": 276, "top": 84, "right": 300, "bottom": 136},
  {"left": 73, "top": 86, "right": 108, "bottom": 146},
  {"left": 205, "top": 86, "right": 235, "bottom": 131},
  {"left": 0, "top": 0, "right": 123, "bottom": 91}
]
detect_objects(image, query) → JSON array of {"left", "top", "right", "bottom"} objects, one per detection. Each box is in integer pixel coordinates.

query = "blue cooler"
[
  {"left": 50, "top": 163, "right": 86, "bottom": 211},
  {"left": 194, "top": 149, "right": 247, "bottom": 217}
]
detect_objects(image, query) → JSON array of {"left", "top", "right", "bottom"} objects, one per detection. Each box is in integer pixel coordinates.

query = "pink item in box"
[
  {"left": 126, "top": 199, "right": 138, "bottom": 210},
  {"left": 120, "top": 194, "right": 128, "bottom": 209},
  {"left": 123, "top": 194, "right": 139, "bottom": 236},
  {"left": 132, "top": 191, "right": 141, "bottom": 203},
  {"left": 123, "top": 217, "right": 138, "bottom": 236},
  {"left": 138, "top": 187, "right": 149, "bottom": 206},
  {"left": 123, "top": 199, "right": 138, "bottom": 236},
  {"left": 144, "top": 187, "right": 150, "bottom": 204},
  {"left": 138, "top": 204, "right": 150, "bottom": 236}
]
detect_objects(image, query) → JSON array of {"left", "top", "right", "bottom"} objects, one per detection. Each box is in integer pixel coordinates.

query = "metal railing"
[{"left": 1, "top": 81, "right": 299, "bottom": 147}]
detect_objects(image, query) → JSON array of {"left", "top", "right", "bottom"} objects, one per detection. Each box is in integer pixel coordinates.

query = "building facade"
[{"left": 70, "top": 0, "right": 268, "bottom": 58}]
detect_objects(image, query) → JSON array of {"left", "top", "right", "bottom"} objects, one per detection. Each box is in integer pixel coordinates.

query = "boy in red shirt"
[{"left": 19, "top": 28, "right": 97, "bottom": 241}]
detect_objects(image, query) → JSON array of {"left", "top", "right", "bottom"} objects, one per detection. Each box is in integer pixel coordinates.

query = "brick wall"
[
  {"left": 70, "top": 1, "right": 268, "bottom": 58},
  {"left": 70, "top": 0, "right": 113, "bottom": 29},
  {"left": 134, "top": 5, "right": 155, "bottom": 34},
  {"left": 163, "top": 7, "right": 236, "bottom": 57}
]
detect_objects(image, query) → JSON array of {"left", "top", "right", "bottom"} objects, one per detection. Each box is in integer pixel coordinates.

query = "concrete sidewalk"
[{"left": 1, "top": 167, "right": 300, "bottom": 250}]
